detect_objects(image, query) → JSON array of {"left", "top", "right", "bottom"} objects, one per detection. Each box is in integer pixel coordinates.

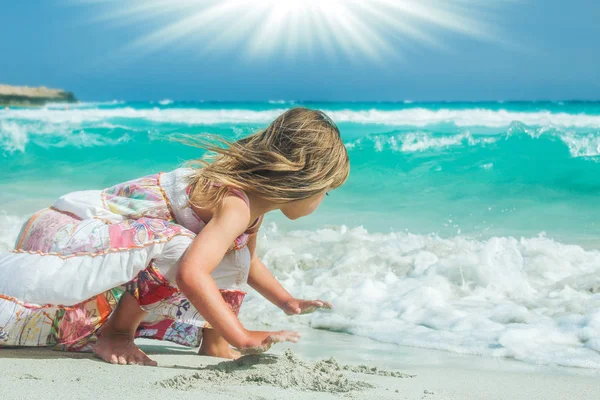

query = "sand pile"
[{"left": 158, "top": 349, "right": 413, "bottom": 393}]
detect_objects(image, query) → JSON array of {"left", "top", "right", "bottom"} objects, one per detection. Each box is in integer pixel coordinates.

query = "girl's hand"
[
  {"left": 236, "top": 330, "right": 301, "bottom": 355},
  {"left": 282, "top": 298, "right": 333, "bottom": 315}
]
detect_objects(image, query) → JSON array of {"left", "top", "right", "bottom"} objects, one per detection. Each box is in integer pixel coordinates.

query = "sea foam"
[
  {"left": 346, "top": 131, "right": 497, "bottom": 153},
  {"left": 4, "top": 106, "right": 600, "bottom": 159},
  {"left": 3, "top": 106, "right": 600, "bottom": 128},
  {"left": 241, "top": 224, "right": 600, "bottom": 369},
  {"left": 2, "top": 208, "right": 600, "bottom": 368}
]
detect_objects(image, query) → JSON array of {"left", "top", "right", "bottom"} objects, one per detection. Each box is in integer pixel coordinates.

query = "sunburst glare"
[{"left": 75, "top": 0, "right": 511, "bottom": 62}]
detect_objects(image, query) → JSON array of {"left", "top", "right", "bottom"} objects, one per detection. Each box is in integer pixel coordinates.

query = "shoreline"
[{"left": 2, "top": 329, "right": 599, "bottom": 399}]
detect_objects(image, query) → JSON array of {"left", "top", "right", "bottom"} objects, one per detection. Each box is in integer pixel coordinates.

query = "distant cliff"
[{"left": 0, "top": 84, "right": 77, "bottom": 106}]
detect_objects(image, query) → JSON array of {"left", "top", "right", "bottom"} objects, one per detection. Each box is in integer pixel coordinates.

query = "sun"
[{"left": 75, "top": 0, "right": 510, "bottom": 62}]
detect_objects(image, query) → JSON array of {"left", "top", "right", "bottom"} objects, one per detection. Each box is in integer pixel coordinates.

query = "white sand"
[{"left": 1, "top": 330, "right": 599, "bottom": 400}]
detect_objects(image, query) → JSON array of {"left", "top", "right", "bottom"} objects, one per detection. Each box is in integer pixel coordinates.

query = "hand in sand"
[
  {"left": 237, "top": 330, "right": 301, "bottom": 355},
  {"left": 282, "top": 298, "right": 333, "bottom": 315}
]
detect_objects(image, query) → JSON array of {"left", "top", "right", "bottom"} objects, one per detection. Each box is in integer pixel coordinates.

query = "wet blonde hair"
[{"left": 183, "top": 107, "right": 349, "bottom": 210}]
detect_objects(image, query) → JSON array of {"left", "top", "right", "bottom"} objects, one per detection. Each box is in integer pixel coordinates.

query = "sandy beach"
[
  {"left": 2, "top": 329, "right": 599, "bottom": 400},
  {"left": 3, "top": 0, "right": 600, "bottom": 398}
]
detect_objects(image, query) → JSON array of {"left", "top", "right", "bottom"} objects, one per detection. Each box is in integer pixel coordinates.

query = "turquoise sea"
[{"left": 2, "top": 101, "right": 600, "bottom": 368}]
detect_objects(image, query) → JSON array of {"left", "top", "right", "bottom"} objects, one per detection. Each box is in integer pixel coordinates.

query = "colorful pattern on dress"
[
  {"left": 13, "top": 208, "right": 113, "bottom": 258},
  {"left": 16, "top": 208, "right": 81, "bottom": 252},
  {"left": 128, "top": 263, "right": 246, "bottom": 346},
  {"left": 0, "top": 287, "right": 120, "bottom": 351},
  {"left": 13, "top": 211, "right": 190, "bottom": 258},
  {"left": 127, "top": 263, "right": 179, "bottom": 307},
  {"left": 0, "top": 168, "right": 253, "bottom": 351},
  {"left": 108, "top": 218, "right": 185, "bottom": 249},
  {"left": 185, "top": 183, "right": 257, "bottom": 251},
  {"left": 0, "top": 261, "right": 245, "bottom": 350},
  {"left": 137, "top": 319, "right": 201, "bottom": 347},
  {"left": 102, "top": 173, "right": 174, "bottom": 222}
]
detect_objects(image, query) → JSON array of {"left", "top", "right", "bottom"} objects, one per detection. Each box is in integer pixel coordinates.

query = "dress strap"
[
  {"left": 186, "top": 182, "right": 250, "bottom": 207},
  {"left": 227, "top": 188, "right": 262, "bottom": 232},
  {"left": 187, "top": 182, "right": 260, "bottom": 232},
  {"left": 226, "top": 187, "right": 250, "bottom": 208},
  {"left": 247, "top": 215, "right": 263, "bottom": 232}
]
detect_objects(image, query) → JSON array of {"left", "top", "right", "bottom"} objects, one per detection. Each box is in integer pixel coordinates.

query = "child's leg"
[
  {"left": 94, "top": 291, "right": 158, "bottom": 366},
  {"left": 199, "top": 328, "right": 241, "bottom": 359}
]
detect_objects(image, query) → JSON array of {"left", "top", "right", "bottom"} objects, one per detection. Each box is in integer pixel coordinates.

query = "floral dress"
[{"left": 0, "top": 168, "right": 259, "bottom": 351}]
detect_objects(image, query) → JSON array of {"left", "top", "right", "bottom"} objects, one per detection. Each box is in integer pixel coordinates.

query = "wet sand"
[{"left": 2, "top": 329, "right": 600, "bottom": 399}]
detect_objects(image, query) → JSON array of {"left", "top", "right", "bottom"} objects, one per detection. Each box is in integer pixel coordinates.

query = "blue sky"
[{"left": 1, "top": 1, "right": 599, "bottom": 101}]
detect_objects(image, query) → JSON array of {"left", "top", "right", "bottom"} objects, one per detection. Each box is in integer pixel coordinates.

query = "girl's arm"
[
  {"left": 248, "top": 252, "right": 295, "bottom": 310},
  {"left": 247, "top": 226, "right": 332, "bottom": 315},
  {"left": 176, "top": 196, "right": 298, "bottom": 349}
]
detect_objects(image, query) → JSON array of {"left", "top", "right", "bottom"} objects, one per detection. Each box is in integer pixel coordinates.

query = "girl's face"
[{"left": 280, "top": 191, "right": 328, "bottom": 220}]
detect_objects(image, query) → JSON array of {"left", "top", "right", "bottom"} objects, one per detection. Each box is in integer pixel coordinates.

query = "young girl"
[{"left": 0, "top": 107, "right": 349, "bottom": 365}]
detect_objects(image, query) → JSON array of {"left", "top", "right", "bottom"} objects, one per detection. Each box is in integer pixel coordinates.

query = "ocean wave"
[
  {"left": 2, "top": 209, "right": 600, "bottom": 368},
  {"left": 0, "top": 119, "right": 137, "bottom": 152},
  {"left": 344, "top": 127, "right": 600, "bottom": 159},
  {"left": 0, "top": 107, "right": 286, "bottom": 125},
  {"left": 3, "top": 106, "right": 600, "bottom": 159},
  {"left": 42, "top": 100, "right": 125, "bottom": 109},
  {"left": 328, "top": 108, "right": 600, "bottom": 128},
  {"left": 346, "top": 131, "right": 497, "bottom": 153},
  {"left": 3, "top": 106, "right": 600, "bottom": 128},
  {"left": 241, "top": 224, "right": 600, "bottom": 369},
  {"left": 33, "top": 131, "right": 132, "bottom": 149},
  {"left": 560, "top": 132, "right": 600, "bottom": 158},
  {"left": 0, "top": 121, "right": 29, "bottom": 153}
]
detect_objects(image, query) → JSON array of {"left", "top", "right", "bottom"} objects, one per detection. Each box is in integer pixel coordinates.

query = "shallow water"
[{"left": 2, "top": 100, "right": 600, "bottom": 368}]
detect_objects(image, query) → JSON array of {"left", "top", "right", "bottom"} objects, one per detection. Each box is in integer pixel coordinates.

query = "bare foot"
[
  {"left": 198, "top": 327, "right": 241, "bottom": 359},
  {"left": 237, "top": 330, "right": 301, "bottom": 355},
  {"left": 199, "top": 345, "right": 241, "bottom": 360},
  {"left": 94, "top": 329, "right": 157, "bottom": 366}
]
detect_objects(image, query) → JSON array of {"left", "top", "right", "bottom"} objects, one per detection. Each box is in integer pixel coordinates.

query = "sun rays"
[{"left": 74, "top": 0, "right": 511, "bottom": 62}]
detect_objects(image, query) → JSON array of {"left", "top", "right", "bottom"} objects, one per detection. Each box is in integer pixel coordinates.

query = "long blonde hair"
[{"left": 182, "top": 107, "right": 350, "bottom": 210}]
